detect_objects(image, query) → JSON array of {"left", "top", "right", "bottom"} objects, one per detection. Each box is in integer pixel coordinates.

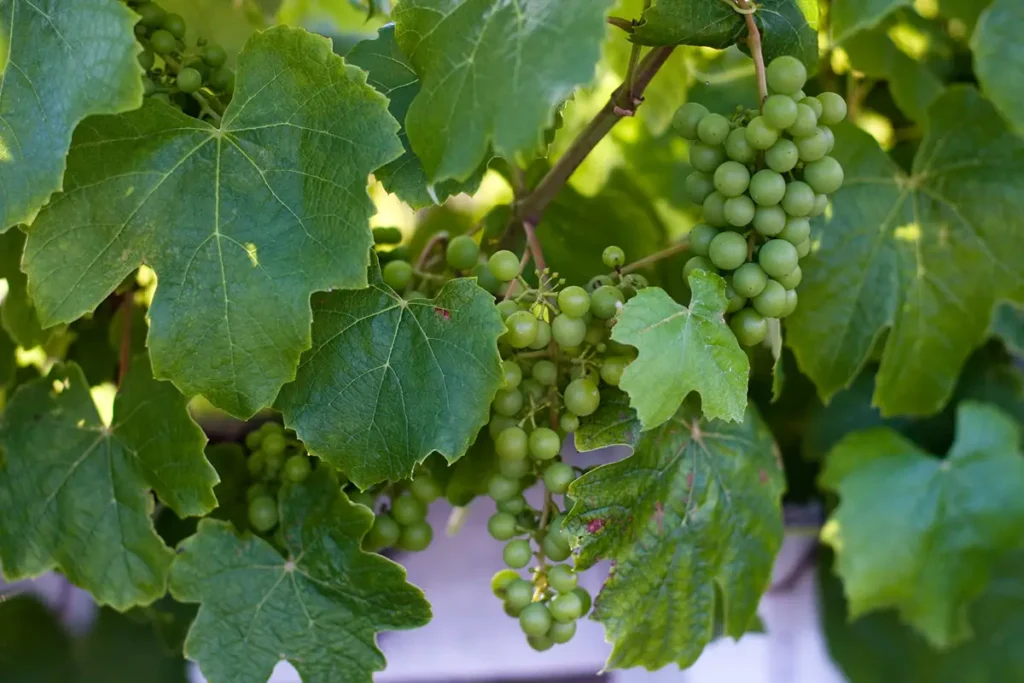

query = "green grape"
[
  {"left": 557, "top": 286, "right": 591, "bottom": 318},
  {"left": 488, "top": 416, "right": 517, "bottom": 441},
  {"left": 547, "top": 565, "right": 578, "bottom": 593},
  {"left": 599, "top": 356, "right": 629, "bottom": 387},
  {"left": 725, "top": 284, "right": 746, "bottom": 313},
  {"left": 489, "top": 250, "right": 521, "bottom": 282},
  {"left": 245, "top": 429, "right": 264, "bottom": 450},
  {"left": 730, "top": 308, "right": 768, "bottom": 346},
  {"left": 672, "top": 101, "right": 709, "bottom": 139},
  {"left": 708, "top": 232, "right": 747, "bottom": 270},
  {"left": 492, "top": 388, "right": 524, "bottom": 417},
  {"left": 262, "top": 432, "right": 286, "bottom": 457},
  {"left": 591, "top": 285, "right": 625, "bottom": 319},
  {"left": 382, "top": 259, "right": 413, "bottom": 290},
  {"left": 248, "top": 496, "right": 278, "bottom": 532},
  {"left": 264, "top": 450, "right": 285, "bottom": 479},
  {"left": 800, "top": 95, "right": 823, "bottom": 119},
  {"left": 497, "top": 495, "right": 528, "bottom": 515},
  {"left": 763, "top": 94, "right": 798, "bottom": 129},
  {"left": 543, "top": 530, "right": 572, "bottom": 562},
  {"left": 585, "top": 320, "right": 607, "bottom": 346},
  {"left": 549, "top": 592, "right": 583, "bottom": 623},
  {"left": 134, "top": 23, "right": 148, "bottom": 39},
  {"left": 492, "top": 568, "right": 521, "bottom": 598},
  {"left": 781, "top": 181, "right": 815, "bottom": 217},
  {"left": 759, "top": 239, "right": 799, "bottom": 278},
  {"left": 489, "top": 512, "right": 519, "bottom": 541},
  {"left": 549, "top": 621, "right": 577, "bottom": 644},
  {"left": 498, "top": 454, "right": 530, "bottom": 479},
  {"left": 505, "top": 602, "right": 524, "bottom": 618},
  {"left": 752, "top": 280, "right": 787, "bottom": 317},
  {"left": 787, "top": 104, "right": 819, "bottom": 137},
  {"left": 137, "top": 2, "right": 166, "bottom": 28},
  {"left": 208, "top": 67, "right": 234, "bottom": 92},
  {"left": 520, "top": 603, "right": 553, "bottom": 637},
  {"left": 365, "top": 513, "right": 401, "bottom": 550},
  {"left": 683, "top": 256, "right": 717, "bottom": 280},
  {"left": 817, "top": 91, "right": 848, "bottom": 125},
  {"left": 551, "top": 315, "right": 587, "bottom": 347},
  {"left": 529, "top": 319, "right": 552, "bottom": 350},
  {"left": 725, "top": 127, "right": 756, "bottom": 164},
  {"left": 724, "top": 195, "right": 755, "bottom": 227},
  {"left": 163, "top": 13, "right": 186, "bottom": 38},
  {"left": 688, "top": 224, "right": 719, "bottom": 257},
  {"left": 778, "top": 217, "right": 811, "bottom": 244},
  {"left": 697, "top": 113, "right": 730, "bottom": 145},
  {"left": 702, "top": 191, "right": 728, "bottom": 227},
  {"left": 505, "top": 578, "right": 534, "bottom": 609},
  {"left": 373, "top": 227, "right": 402, "bottom": 245},
  {"left": 765, "top": 138, "right": 799, "bottom": 173},
  {"left": 532, "top": 360, "right": 558, "bottom": 386},
  {"left": 529, "top": 428, "right": 562, "bottom": 461},
  {"left": 620, "top": 273, "right": 648, "bottom": 296},
  {"left": 796, "top": 238, "right": 811, "bottom": 258},
  {"left": 142, "top": 76, "right": 158, "bottom": 96},
  {"left": 496, "top": 426, "right": 528, "bottom": 460},
  {"left": 392, "top": 494, "right": 427, "bottom": 525},
  {"left": 573, "top": 587, "right": 593, "bottom": 615},
  {"left": 489, "top": 474, "right": 521, "bottom": 502},
  {"left": 810, "top": 193, "right": 829, "bottom": 218},
  {"left": 689, "top": 142, "right": 726, "bottom": 173},
  {"left": 504, "top": 539, "right": 533, "bottom": 568},
  {"left": 502, "top": 360, "right": 522, "bottom": 389},
  {"left": 745, "top": 116, "right": 779, "bottom": 150},
  {"left": 766, "top": 55, "right": 807, "bottom": 95},
  {"left": 749, "top": 169, "right": 786, "bottom": 207},
  {"left": 398, "top": 521, "right": 433, "bottom": 551},
  {"left": 282, "top": 455, "right": 312, "bottom": 483},
  {"left": 822, "top": 126, "right": 835, "bottom": 153},
  {"left": 685, "top": 171, "right": 715, "bottom": 205},
  {"left": 732, "top": 262, "right": 768, "bottom": 298},
  {"left": 570, "top": 365, "right": 600, "bottom": 387},
  {"left": 201, "top": 44, "right": 228, "bottom": 68},
  {"left": 446, "top": 235, "right": 480, "bottom": 270},
  {"left": 559, "top": 412, "right": 580, "bottom": 433},
  {"left": 495, "top": 301, "right": 521, "bottom": 320},
  {"left": 564, "top": 378, "right": 600, "bottom": 417},
  {"left": 587, "top": 274, "right": 615, "bottom": 292},
  {"left": 776, "top": 264, "right": 802, "bottom": 290},
  {"left": 804, "top": 156, "right": 844, "bottom": 194},
  {"left": 411, "top": 474, "right": 443, "bottom": 503},
  {"left": 505, "top": 310, "right": 539, "bottom": 349},
  {"left": 602, "top": 245, "right": 625, "bottom": 269},
  {"left": 176, "top": 67, "right": 202, "bottom": 94},
  {"left": 713, "top": 160, "right": 750, "bottom": 198},
  {"left": 138, "top": 49, "right": 155, "bottom": 71},
  {"left": 795, "top": 127, "right": 830, "bottom": 162},
  {"left": 781, "top": 289, "right": 799, "bottom": 317},
  {"left": 543, "top": 462, "right": 575, "bottom": 494},
  {"left": 521, "top": 378, "right": 546, "bottom": 402},
  {"left": 246, "top": 482, "right": 270, "bottom": 502},
  {"left": 753, "top": 205, "right": 786, "bottom": 236},
  {"left": 149, "top": 29, "right": 177, "bottom": 55},
  {"left": 472, "top": 262, "right": 502, "bottom": 294}
]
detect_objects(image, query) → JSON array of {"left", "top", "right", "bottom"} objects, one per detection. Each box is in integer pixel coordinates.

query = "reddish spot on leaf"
[
  {"left": 687, "top": 472, "right": 694, "bottom": 489},
  {"left": 587, "top": 518, "right": 605, "bottom": 534},
  {"left": 434, "top": 307, "right": 451, "bottom": 321},
  {"left": 654, "top": 501, "right": 664, "bottom": 533},
  {"left": 759, "top": 469, "right": 768, "bottom": 484}
]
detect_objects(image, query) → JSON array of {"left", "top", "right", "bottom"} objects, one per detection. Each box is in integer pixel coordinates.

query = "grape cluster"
[
  {"left": 351, "top": 470, "right": 442, "bottom": 554},
  {"left": 241, "top": 422, "right": 315, "bottom": 547},
  {"left": 128, "top": 0, "right": 235, "bottom": 110},
  {"left": 673, "top": 55, "right": 847, "bottom": 347}
]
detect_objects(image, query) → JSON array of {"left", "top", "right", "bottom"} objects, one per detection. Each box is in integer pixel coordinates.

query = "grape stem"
[
  {"left": 414, "top": 231, "right": 449, "bottom": 272},
  {"left": 117, "top": 291, "right": 133, "bottom": 389},
  {"left": 606, "top": 16, "right": 634, "bottom": 33},
  {"left": 523, "top": 220, "right": 547, "bottom": 275},
  {"left": 735, "top": 0, "right": 768, "bottom": 110},
  {"left": 618, "top": 239, "right": 690, "bottom": 275}
]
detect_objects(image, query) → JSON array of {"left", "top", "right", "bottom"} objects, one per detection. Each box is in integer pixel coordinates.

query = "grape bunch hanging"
[{"left": 674, "top": 56, "right": 847, "bottom": 347}]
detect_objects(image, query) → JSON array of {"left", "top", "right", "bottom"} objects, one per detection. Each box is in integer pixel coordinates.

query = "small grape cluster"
[
  {"left": 128, "top": 0, "right": 235, "bottom": 111},
  {"left": 241, "top": 422, "right": 316, "bottom": 545},
  {"left": 351, "top": 470, "right": 443, "bottom": 554},
  {"left": 673, "top": 55, "right": 848, "bottom": 347}
]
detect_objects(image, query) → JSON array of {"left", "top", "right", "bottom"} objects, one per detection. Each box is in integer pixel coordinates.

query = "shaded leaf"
[
  {"left": 574, "top": 388, "right": 642, "bottom": 453},
  {"left": 843, "top": 29, "right": 943, "bottom": 122},
  {"left": 830, "top": 0, "right": 911, "bottom": 44},
  {"left": 972, "top": 0, "right": 1024, "bottom": 136},
  {"left": 0, "top": 229, "right": 51, "bottom": 348},
  {"left": 0, "top": 595, "right": 75, "bottom": 683},
  {"left": 991, "top": 302, "right": 1024, "bottom": 356}
]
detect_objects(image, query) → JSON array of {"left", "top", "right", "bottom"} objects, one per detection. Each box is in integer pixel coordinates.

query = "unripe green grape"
[
  {"left": 778, "top": 216, "right": 811, "bottom": 244},
  {"left": 411, "top": 474, "right": 443, "bottom": 503},
  {"left": 528, "top": 318, "right": 552, "bottom": 350},
  {"left": 264, "top": 450, "right": 285, "bottom": 479},
  {"left": 817, "top": 91, "right": 848, "bottom": 125},
  {"left": 689, "top": 142, "right": 726, "bottom": 173},
  {"left": 492, "top": 388, "right": 524, "bottom": 417},
  {"left": 558, "top": 286, "right": 591, "bottom": 318},
  {"left": 543, "top": 462, "right": 575, "bottom": 494},
  {"left": 732, "top": 262, "right": 768, "bottom": 298},
  {"left": 683, "top": 256, "right": 717, "bottom": 280},
  {"left": 201, "top": 43, "right": 228, "bottom": 68},
  {"left": 502, "top": 360, "right": 522, "bottom": 389},
  {"left": 697, "top": 113, "right": 730, "bottom": 145},
  {"left": 564, "top": 378, "right": 600, "bottom": 416},
  {"left": 282, "top": 455, "right": 312, "bottom": 483},
  {"left": 497, "top": 495, "right": 528, "bottom": 515},
  {"left": 526, "top": 360, "right": 553, "bottom": 386},
  {"left": 550, "top": 592, "right": 583, "bottom": 623},
  {"left": 505, "top": 310, "right": 539, "bottom": 349},
  {"left": 504, "top": 539, "right": 533, "bottom": 568},
  {"left": 489, "top": 250, "right": 521, "bottom": 282},
  {"left": 804, "top": 156, "right": 844, "bottom": 194},
  {"left": 134, "top": 23, "right": 149, "bottom": 39},
  {"left": 489, "top": 474, "right": 521, "bottom": 502},
  {"left": 787, "top": 103, "right": 819, "bottom": 137},
  {"left": 688, "top": 224, "right": 719, "bottom": 257},
  {"left": 753, "top": 205, "right": 787, "bottom": 236},
  {"left": 529, "top": 428, "right": 562, "bottom": 461},
  {"left": 543, "top": 530, "right": 572, "bottom": 562},
  {"left": 724, "top": 195, "right": 755, "bottom": 227},
  {"left": 492, "top": 568, "right": 521, "bottom": 598},
  {"left": 600, "top": 356, "right": 629, "bottom": 387},
  {"left": 685, "top": 171, "right": 715, "bottom": 205},
  {"left": 573, "top": 587, "right": 593, "bottom": 615},
  {"left": 547, "top": 564, "right": 578, "bottom": 593},
  {"left": 488, "top": 512, "right": 519, "bottom": 540},
  {"left": 137, "top": 2, "right": 166, "bottom": 28},
  {"left": 776, "top": 264, "right": 803, "bottom": 290},
  {"left": 781, "top": 181, "right": 815, "bottom": 217},
  {"left": 766, "top": 55, "right": 807, "bottom": 95},
  {"left": 365, "top": 513, "right": 401, "bottom": 550},
  {"left": 713, "top": 160, "right": 751, "bottom": 198},
  {"left": 505, "top": 578, "right": 534, "bottom": 609},
  {"left": 672, "top": 101, "right": 710, "bottom": 139},
  {"left": 245, "top": 428, "right": 264, "bottom": 450},
  {"left": 810, "top": 193, "right": 829, "bottom": 217},
  {"left": 560, "top": 412, "right": 580, "bottom": 433},
  {"left": 619, "top": 273, "right": 648, "bottom": 298},
  {"left": 551, "top": 314, "right": 587, "bottom": 347},
  {"left": 602, "top": 245, "right": 625, "bottom": 268},
  {"left": 549, "top": 621, "right": 577, "bottom": 644},
  {"left": 781, "top": 289, "right": 799, "bottom": 317},
  {"left": 496, "top": 426, "right": 529, "bottom": 460},
  {"left": 725, "top": 127, "right": 755, "bottom": 164},
  {"left": 730, "top": 308, "right": 768, "bottom": 346},
  {"left": 800, "top": 95, "right": 824, "bottom": 119},
  {"left": 138, "top": 49, "right": 155, "bottom": 71},
  {"left": 585, "top": 320, "right": 606, "bottom": 346},
  {"left": 708, "top": 231, "right": 747, "bottom": 270},
  {"left": 246, "top": 482, "right": 270, "bottom": 502},
  {"left": 498, "top": 453, "right": 530, "bottom": 479},
  {"left": 587, "top": 274, "right": 615, "bottom": 292},
  {"left": 142, "top": 76, "right": 158, "bottom": 96},
  {"left": 392, "top": 494, "right": 427, "bottom": 525},
  {"left": 759, "top": 239, "right": 800, "bottom": 279},
  {"left": 725, "top": 284, "right": 746, "bottom": 313},
  {"left": 763, "top": 94, "right": 798, "bottom": 129},
  {"left": 520, "top": 603, "right": 553, "bottom": 637},
  {"left": 149, "top": 29, "right": 177, "bottom": 55},
  {"left": 765, "top": 138, "right": 799, "bottom": 173},
  {"left": 373, "top": 226, "right": 403, "bottom": 245},
  {"left": 821, "top": 125, "right": 835, "bottom": 153},
  {"left": 163, "top": 13, "right": 186, "bottom": 38},
  {"left": 591, "top": 285, "right": 625, "bottom": 319},
  {"left": 702, "top": 191, "right": 728, "bottom": 227},
  {"left": 248, "top": 496, "right": 278, "bottom": 532},
  {"left": 570, "top": 364, "right": 600, "bottom": 387},
  {"left": 795, "top": 128, "right": 830, "bottom": 163},
  {"left": 749, "top": 169, "right": 786, "bottom": 207},
  {"left": 796, "top": 238, "right": 811, "bottom": 258},
  {"left": 472, "top": 262, "right": 502, "bottom": 294},
  {"left": 752, "top": 280, "right": 787, "bottom": 317},
  {"left": 398, "top": 521, "right": 433, "bottom": 551},
  {"left": 446, "top": 235, "right": 480, "bottom": 270},
  {"left": 383, "top": 259, "right": 413, "bottom": 290},
  {"left": 176, "top": 67, "right": 202, "bottom": 94},
  {"left": 496, "top": 300, "right": 519, "bottom": 320},
  {"left": 745, "top": 116, "right": 779, "bottom": 150},
  {"left": 208, "top": 66, "right": 234, "bottom": 92},
  {"left": 262, "top": 432, "right": 286, "bottom": 457},
  {"left": 521, "top": 378, "right": 546, "bottom": 402}
]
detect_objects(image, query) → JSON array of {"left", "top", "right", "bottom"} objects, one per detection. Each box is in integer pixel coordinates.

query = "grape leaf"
[
  {"left": 972, "top": 0, "right": 1024, "bottom": 137},
  {"left": 842, "top": 29, "right": 942, "bottom": 122},
  {"left": 632, "top": 0, "right": 819, "bottom": 71},
  {"left": 21, "top": 26, "right": 403, "bottom": 418},
  {"left": 348, "top": 25, "right": 483, "bottom": 209},
  {"left": 830, "top": 0, "right": 911, "bottom": 44},
  {"left": 937, "top": 0, "right": 994, "bottom": 31},
  {"left": 819, "top": 401, "right": 1024, "bottom": 649},
  {"left": 169, "top": 468, "right": 431, "bottom": 683},
  {"left": 786, "top": 87, "right": 1024, "bottom": 416},
  {"left": 0, "top": 357, "right": 216, "bottom": 609},
  {"left": 0, "top": 595, "right": 75, "bottom": 683},
  {"left": 611, "top": 272, "right": 749, "bottom": 429},
  {"left": 0, "top": 229, "right": 50, "bottom": 348},
  {"left": 391, "top": 0, "right": 615, "bottom": 184},
  {"left": 574, "top": 388, "right": 643, "bottom": 453},
  {"left": 0, "top": 0, "right": 143, "bottom": 232},
  {"left": 991, "top": 302, "right": 1024, "bottom": 356},
  {"left": 275, "top": 257, "right": 504, "bottom": 488},
  {"left": 0, "top": 325, "right": 13, "bottom": 388},
  {"left": 565, "top": 400, "right": 784, "bottom": 670}
]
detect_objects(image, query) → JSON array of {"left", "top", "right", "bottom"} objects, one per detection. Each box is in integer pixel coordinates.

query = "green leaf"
[
  {"left": 842, "top": 29, "right": 943, "bottom": 122},
  {"left": 348, "top": 26, "right": 483, "bottom": 209},
  {"left": 819, "top": 401, "right": 1024, "bottom": 648},
  {"left": 574, "top": 388, "right": 643, "bottom": 452},
  {"left": 22, "top": 26, "right": 403, "bottom": 418},
  {"left": 0, "top": 357, "right": 216, "bottom": 609},
  {"left": 991, "top": 302, "right": 1024, "bottom": 355},
  {"left": 205, "top": 442, "right": 251, "bottom": 531},
  {"left": 611, "top": 273, "right": 749, "bottom": 429},
  {"left": 392, "top": 0, "right": 615, "bottom": 184},
  {"left": 786, "top": 87, "right": 1024, "bottom": 417},
  {"left": 0, "top": 324, "right": 14, "bottom": 388},
  {"left": 76, "top": 607, "right": 190, "bottom": 683},
  {"left": 565, "top": 401, "right": 784, "bottom": 670},
  {"left": 0, "top": 0, "right": 143, "bottom": 232},
  {"left": 169, "top": 468, "right": 431, "bottom": 683},
  {"left": 276, "top": 258, "right": 504, "bottom": 488},
  {"left": 0, "top": 595, "right": 75, "bottom": 683},
  {"left": 830, "top": 0, "right": 911, "bottom": 44},
  {"left": 632, "top": 0, "right": 819, "bottom": 71},
  {"left": 937, "top": 0, "right": 993, "bottom": 31},
  {"left": 0, "top": 229, "right": 51, "bottom": 348},
  {"left": 972, "top": 0, "right": 1024, "bottom": 137}
]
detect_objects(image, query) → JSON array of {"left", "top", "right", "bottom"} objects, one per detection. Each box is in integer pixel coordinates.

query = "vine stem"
[
  {"left": 619, "top": 240, "right": 690, "bottom": 275},
  {"left": 522, "top": 220, "right": 546, "bottom": 275},
  {"left": 117, "top": 291, "right": 133, "bottom": 389},
  {"left": 736, "top": 0, "right": 768, "bottom": 110},
  {"left": 415, "top": 231, "right": 449, "bottom": 272}
]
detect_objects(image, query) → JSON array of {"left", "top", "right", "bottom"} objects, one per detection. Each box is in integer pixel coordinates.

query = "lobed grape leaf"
[
  {"left": 0, "top": 229, "right": 50, "bottom": 348},
  {"left": 0, "top": 0, "right": 143, "bottom": 232},
  {"left": 842, "top": 29, "right": 942, "bottom": 122},
  {"left": 632, "top": 0, "right": 818, "bottom": 71},
  {"left": 972, "top": 0, "right": 1024, "bottom": 137},
  {"left": 819, "top": 401, "right": 1024, "bottom": 649},
  {"left": 830, "top": 0, "right": 911, "bottom": 44},
  {"left": 275, "top": 257, "right": 504, "bottom": 488},
  {"left": 169, "top": 468, "right": 432, "bottom": 683},
  {"left": 611, "top": 272, "right": 749, "bottom": 429},
  {"left": 391, "top": 0, "right": 615, "bottom": 184},
  {"left": 21, "top": 26, "right": 403, "bottom": 418},
  {"left": 348, "top": 25, "right": 484, "bottom": 209},
  {"left": 786, "top": 87, "right": 1024, "bottom": 416},
  {"left": 991, "top": 302, "right": 1024, "bottom": 356},
  {"left": 0, "top": 357, "right": 216, "bottom": 610},
  {"left": 565, "top": 400, "right": 785, "bottom": 670}
]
